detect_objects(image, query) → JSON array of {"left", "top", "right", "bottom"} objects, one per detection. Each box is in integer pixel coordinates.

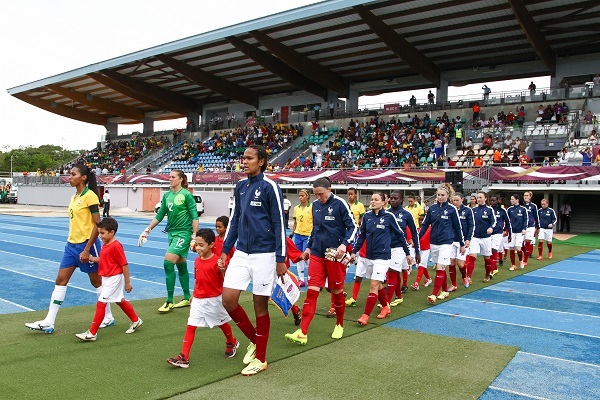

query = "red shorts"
[{"left": 308, "top": 255, "right": 347, "bottom": 290}]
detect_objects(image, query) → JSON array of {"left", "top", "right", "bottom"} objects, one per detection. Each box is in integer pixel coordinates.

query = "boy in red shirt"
[
  {"left": 75, "top": 217, "right": 142, "bottom": 341},
  {"left": 167, "top": 228, "right": 239, "bottom": 368}
]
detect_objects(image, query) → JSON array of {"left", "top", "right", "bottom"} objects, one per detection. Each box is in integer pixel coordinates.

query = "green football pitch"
[{"left": 0, "top": 243, "right": 588, "bottom": 400}]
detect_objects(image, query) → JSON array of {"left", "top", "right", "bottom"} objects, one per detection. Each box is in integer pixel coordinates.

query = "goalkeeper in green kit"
[{"left": 138, "top": 170, "right": 199, "bottom": 312}]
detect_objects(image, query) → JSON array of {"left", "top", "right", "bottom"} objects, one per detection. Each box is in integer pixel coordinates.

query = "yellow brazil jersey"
[
  {"left": 68, "top": 187, "right": 100, "bottom": 243},
  {"left": 405, "top": 204, "right": 424, "bottom": 228},
  {"left": 293, "top": 203, "right": 313, "bottom": 236},
  {"left": 350, "top": 200, "right": 366, "bottom": 225}
]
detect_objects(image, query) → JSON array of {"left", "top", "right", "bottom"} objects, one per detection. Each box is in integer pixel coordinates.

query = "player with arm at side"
[{"left": 537, "top": 199, "right": 557, "bottom": 260}]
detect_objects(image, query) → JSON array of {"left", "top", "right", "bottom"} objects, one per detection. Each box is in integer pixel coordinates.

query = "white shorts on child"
[
  {"left": 99, "top": 274, "right": 125, "bottom": 303},
  {"left": 187, "top": 295, "right": 231, "bottom": 328}
]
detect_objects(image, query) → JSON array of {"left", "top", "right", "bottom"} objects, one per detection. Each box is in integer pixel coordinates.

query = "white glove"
[
  {"left": 190, "top": 234, "right": 197, "bottom": 252},
  {"left": 138, "top": 228, "right": 150, "bottom": 246}
]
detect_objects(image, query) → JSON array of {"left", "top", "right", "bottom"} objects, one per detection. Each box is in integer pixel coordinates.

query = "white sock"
[
  {"left": 45, "top": 285, "right": 67, "bottom": 325},
  {"left": 97, "top": 287, "right": 113, "bottom": 320},
  {"left": 297, "top": 260, "right": 306, "bottom": 281}
]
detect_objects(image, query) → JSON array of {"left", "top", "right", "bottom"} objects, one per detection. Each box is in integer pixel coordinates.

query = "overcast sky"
[{"left": 1, "top": 0, "right": 548, "bottom": 151}]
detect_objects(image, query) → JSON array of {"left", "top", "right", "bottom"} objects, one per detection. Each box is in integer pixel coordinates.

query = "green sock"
[
  {"left": 164, "top": 260, "right": 176, "bottom": 303},
  {"left": 176, "top": 261, "right": 191, "bottom": 300}
]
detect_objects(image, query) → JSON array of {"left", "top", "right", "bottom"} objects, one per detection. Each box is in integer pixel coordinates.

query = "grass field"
[
  {"left": 555, "top": 232, "right": 600, "bottom": 248},
  {"left": 0, "top": 243, "right": 589, "bottom": 400}
]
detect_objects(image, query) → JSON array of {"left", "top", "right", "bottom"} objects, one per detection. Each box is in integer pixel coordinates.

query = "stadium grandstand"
[{"left": 5, "top": 0, "right": 600, "bottom": 231}]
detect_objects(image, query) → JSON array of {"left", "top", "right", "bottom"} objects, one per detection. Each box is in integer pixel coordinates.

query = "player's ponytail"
[
  {"left": 74, "top": 163, "right": 100, "bottom": 200},
  {"left": 172, "top": 169, "right": 188, "bottom": 188}
]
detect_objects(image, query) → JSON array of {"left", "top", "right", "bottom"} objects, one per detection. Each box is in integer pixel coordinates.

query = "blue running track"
[
  {"left": 386, "top": 249, "right": 600, "bottom": 400},
  {"left": 0, "top": 214, "right": 312, "bottom": 315}
]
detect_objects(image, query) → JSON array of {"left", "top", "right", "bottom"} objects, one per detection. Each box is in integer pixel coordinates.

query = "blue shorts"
[
  {"left": 293, "top": 234, "right": 310, "bottom": 252},
  {"left": 60, "top": 239, "right": 101, "bottom": 273}
]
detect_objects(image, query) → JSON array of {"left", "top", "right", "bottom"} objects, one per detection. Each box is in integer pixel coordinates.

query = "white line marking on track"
[
  {"left": 458, "top": 297, "right": 600, "bottom": 319},
  {"left": 0, "top": 266, "right": 97, "bottom": 294},
  {"left": 0, "top": 297, "right": 34, "bottom": 311},
  {"left": 541, "top": 269, "right": 600, "bottom": 277},
  {"left": 487, "top": 386, "right": 550, "bottom": 400},
  {"left": 519, "top": 351, "right": 600, "bottom": 369},
  {"left": 501, "top": 281, "right": 600, "bottom": 294},
  {"left": 485, "top": 286, "right": 600, "bottom": 304},
  {"left": 423, "top": 309, "right": 600, "bottom": 339},
  {"left": 524, "top": 273, "right": 600, "bottom": 284}
]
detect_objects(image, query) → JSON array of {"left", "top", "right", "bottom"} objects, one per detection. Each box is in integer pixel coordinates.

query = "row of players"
[{"left": 23, "top": 146, "right": 557, "bottom": 376}]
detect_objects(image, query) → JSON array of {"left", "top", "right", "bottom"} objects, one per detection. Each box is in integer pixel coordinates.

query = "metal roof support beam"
[
  {"left": 507, "top": 0, "right": 555, "bottom": 71},
  {"left": 227, "top": 36, "right": 328, "bottom": 100},
  {"left": 46, "top": 84, "right": 144, "bottom": 122},
  {"left": 87, "top": 72, "right": 189, "bottom": 116},
  {"left": 13, "top": 93, "right": 107, "bottom": 126},
  {"left": 250, "top": 30, "right": 348, "bottom": 98},
  {"left": 354, "top": 5, "right": 440, "bottom": 86},
  {"left": 101, "top": 70, "right": 200, "bottom": 114},
  {"left": 155, "top": 54, "right": 259, "bottom": 108}
]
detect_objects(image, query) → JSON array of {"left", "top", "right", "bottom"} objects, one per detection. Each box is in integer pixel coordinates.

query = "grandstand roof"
[{"left": 7, "top": 0, "right": 600, "bottom": 126}]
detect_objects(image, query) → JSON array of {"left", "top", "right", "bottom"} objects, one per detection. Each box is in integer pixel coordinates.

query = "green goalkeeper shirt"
[{"left": 154, "top": 188, "right": 198, "bottom": 234}]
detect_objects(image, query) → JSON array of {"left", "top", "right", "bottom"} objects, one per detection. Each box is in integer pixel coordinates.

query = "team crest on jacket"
[
  {"left": 325, "top": 206, "right": 335, "bottom": 221},
  {"left": 250, "top": 189, "right": 262, "bottom": 207},
  {"left": 380, "top": 217, "right": 384, "bottom": 223},
  {"left": 254, "top": 189, "right": 261, "bottom": 198}
]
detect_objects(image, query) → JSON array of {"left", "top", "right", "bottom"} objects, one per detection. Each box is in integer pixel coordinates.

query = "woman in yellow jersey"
[
  {"left": 291, "top": 189, "right": 313, "bottom": 286},
  {"left": 138, "top": 170, "right": 199, "bottom": 312},
  {"left": 26, "top": 164, "right": 112, "bottom": 334}
]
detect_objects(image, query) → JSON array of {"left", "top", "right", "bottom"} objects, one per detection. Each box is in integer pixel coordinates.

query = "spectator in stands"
[
  {"left": 528, "top": 81, "right": 536, "bottom": 97},
  {"left": 558, "top": 115, "right": 568, "bottom": 125},
  {"left": 462, "top": 137, "right": 473, "bottom": 151},
  {"left": 482, "top": 134, "right": 493, "bottom": 150},
  {"left": 516, "top": 106, "right": 526, "bottom": 129},
  {"left": 580, "top": 147, "right": 593, "bottom": 166},
  {"left": 473, "top": 155, "right": 484, "bottom": 167},
  {"left": 594, "top": 73, "right": 600, "bottom": 86},
  {"left": 493, "top": 149, "right": 502, "bottom": 164},
  {"left": 541, "top": 105, "right": 554, "bottom": 122},
  {"left": 594, "top": 152, "right": 600, "bottom": 166},
  {"left": 589, "top": 130, "right": 598, "bottom": 145},
  {"left": 455, "top": 124, "right": 463, "bottom": 148},
  {"left": 409, "top": 95, "right": 417, "bottom": 111},
  {"left": 472, "top": 102, "right": 481, "bottom": 121},
  {"left": 518, "top": 152, "right": 530, "bottom": 166},
  {"left": 501, "top": 152, "right": 510, "bottom": 165},
  {"left": 428, "top": 90, "right": 435, "bottom": 105},
  {"left": 328, "top": 101, "right": 335, "bottom": 119},
  {"left": 582, "top": 110, "right": 593, "bottom": 124},
  {"left": 314, "top": 104, "right": 321, "bottom": 121},
  {"left": 482, "top": 85, "right": 491, "bottom": 102}
]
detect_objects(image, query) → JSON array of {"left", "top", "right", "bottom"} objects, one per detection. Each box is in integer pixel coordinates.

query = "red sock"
[
  {"left": 364, "top": 293, "right": 377, "bottom": 316},
  {"left": 518, "top": 250, "right": 523, "bottom": 262},
  {"left": 547, "top": 243, "right": 553, "bottom": 252},
  {"left": 378, "top": 288, "right": 388, "bottom": 307},
  {"left": 254, "top": 314, "right": 270, "bottom": 363},
  {"left": 459, "top": 266, "right": 466, "bottom": 279},
  {"left": 181, "top": 325, "right": 197, "bottom": 359},
  {"left": 449, "top": 265, "right": 457, "bottom": 286},
  {"left": 423, "top": 267, "right": 430, "bottom": 280},
  {"left": 523, "top": 242, "right": 530, "bottom": 262},
  {"left": 117, "top": 299, "right": 138, "bottom": 322},
  {"left": 290, "top": 304, "right": 300, "bottom": 314},
  {"left": 300, "top": 289, "right": 319, "bottom": 335},
  {"left": 386, "top": 271, "right": 399, "bottom": 302},
  {"left": 402, "top": 270, "right": 409, "bottom": 287},
  {"left": 415, "top": 267, "right": 424, "bottom": 285},
  {"left": 333, "top": 291, "right": 346, "bottom": 326},
  {"left": 504, "top": 249, "right": 508, "bottom": 259},
  {"left": 432, "top": 270, "right": 445, "bottom": 296},
  {"left": 219, "top": 322, "right": 235, "bottom": 343},
  {"left": 89, "top": 301, "right": 107, "bottom": 335},
  {"left": 330, "top": 292, "right": 335, "bottom": 309},
  {"left": 484, "top": 258, "right": 491, "bottom": 277},
  {"left": 490, "top": 254, "right": 497, "bottom": 271},
  {"left": 228, "top": 305, "right": 256, "bottom": 343},
  {"left": 441, "top": 270, "right": 448, "bottom": 291},
  {"left": 538, "top": 242, "right": 543, "bottom": 257},
  {"left": 351, "top": 281, "right": 361, "bottom": 301},
  {"left": 510, "top": 250, "right": 516, "bottom": 265},
  {"left": 466, "top": 255, "right": 477, "bottom": 278}
]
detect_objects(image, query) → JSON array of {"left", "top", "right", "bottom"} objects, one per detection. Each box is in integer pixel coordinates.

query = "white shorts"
[
  {"left": 525, "top": 227, "right": 536, "bottom": 241},
  {"left": 470, "top": 237, "right": 492, "bottom": 257},
  {"left": 187, "top": 295, "right": 231, "bottom": 328},
  {"left": 354, "top": 256, "right": 367, "bottom": 278},
  {"left": 502, "top": 235, "right": 509, "bottom": 249},
  {"left": 450, "top": 242, "right": 467, "bottom": 261},
  {"left": 99, "top": 274, "right": 125, "bottom": 303},
  {"left": 491, "top": 234, "right": 503, "bottom": 251},
  {"left": 509, "top": 232, "right": 525, "bottom": 249},
  {"left": 418, "top": 249, "right": 431, "bottom": 268},
  {"left": 223, "top": 251, "right": 276, "bottom": 296},
  {"left": 364, "top": 258, "right": 390, "bottom": 281},
  {"left": 401, "top": 246, "right": 416, "bottom": 270},
  {"left": 430, "top": 244, "right": 453, "bottom": 266},
  {"left": 538, "top": 228, "right": 553, "bottom": 242},
  {"left": 389, "top": 247, "right": 407, "bottom": 272}
]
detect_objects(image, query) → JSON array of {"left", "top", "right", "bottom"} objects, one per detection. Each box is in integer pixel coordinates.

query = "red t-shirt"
[
  {"left": 215, "top": 235, "right": 235, "bottom": 266},
  {"left": 193, "top": 253, "right": 223, "bottom": 299},
  {"left": 98, "top": 240, "right": 127, "bottom": 277},
  {"left": 285, "top": 237, "right": 304, "bottom": 268},
  {"left": 419, "top": 227, "right": 431, "bottom": 251}
]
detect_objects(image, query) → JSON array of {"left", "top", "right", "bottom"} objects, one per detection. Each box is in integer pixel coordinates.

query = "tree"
[{"left": 0, "top": 145, "right": 82, "bottom": 173}]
